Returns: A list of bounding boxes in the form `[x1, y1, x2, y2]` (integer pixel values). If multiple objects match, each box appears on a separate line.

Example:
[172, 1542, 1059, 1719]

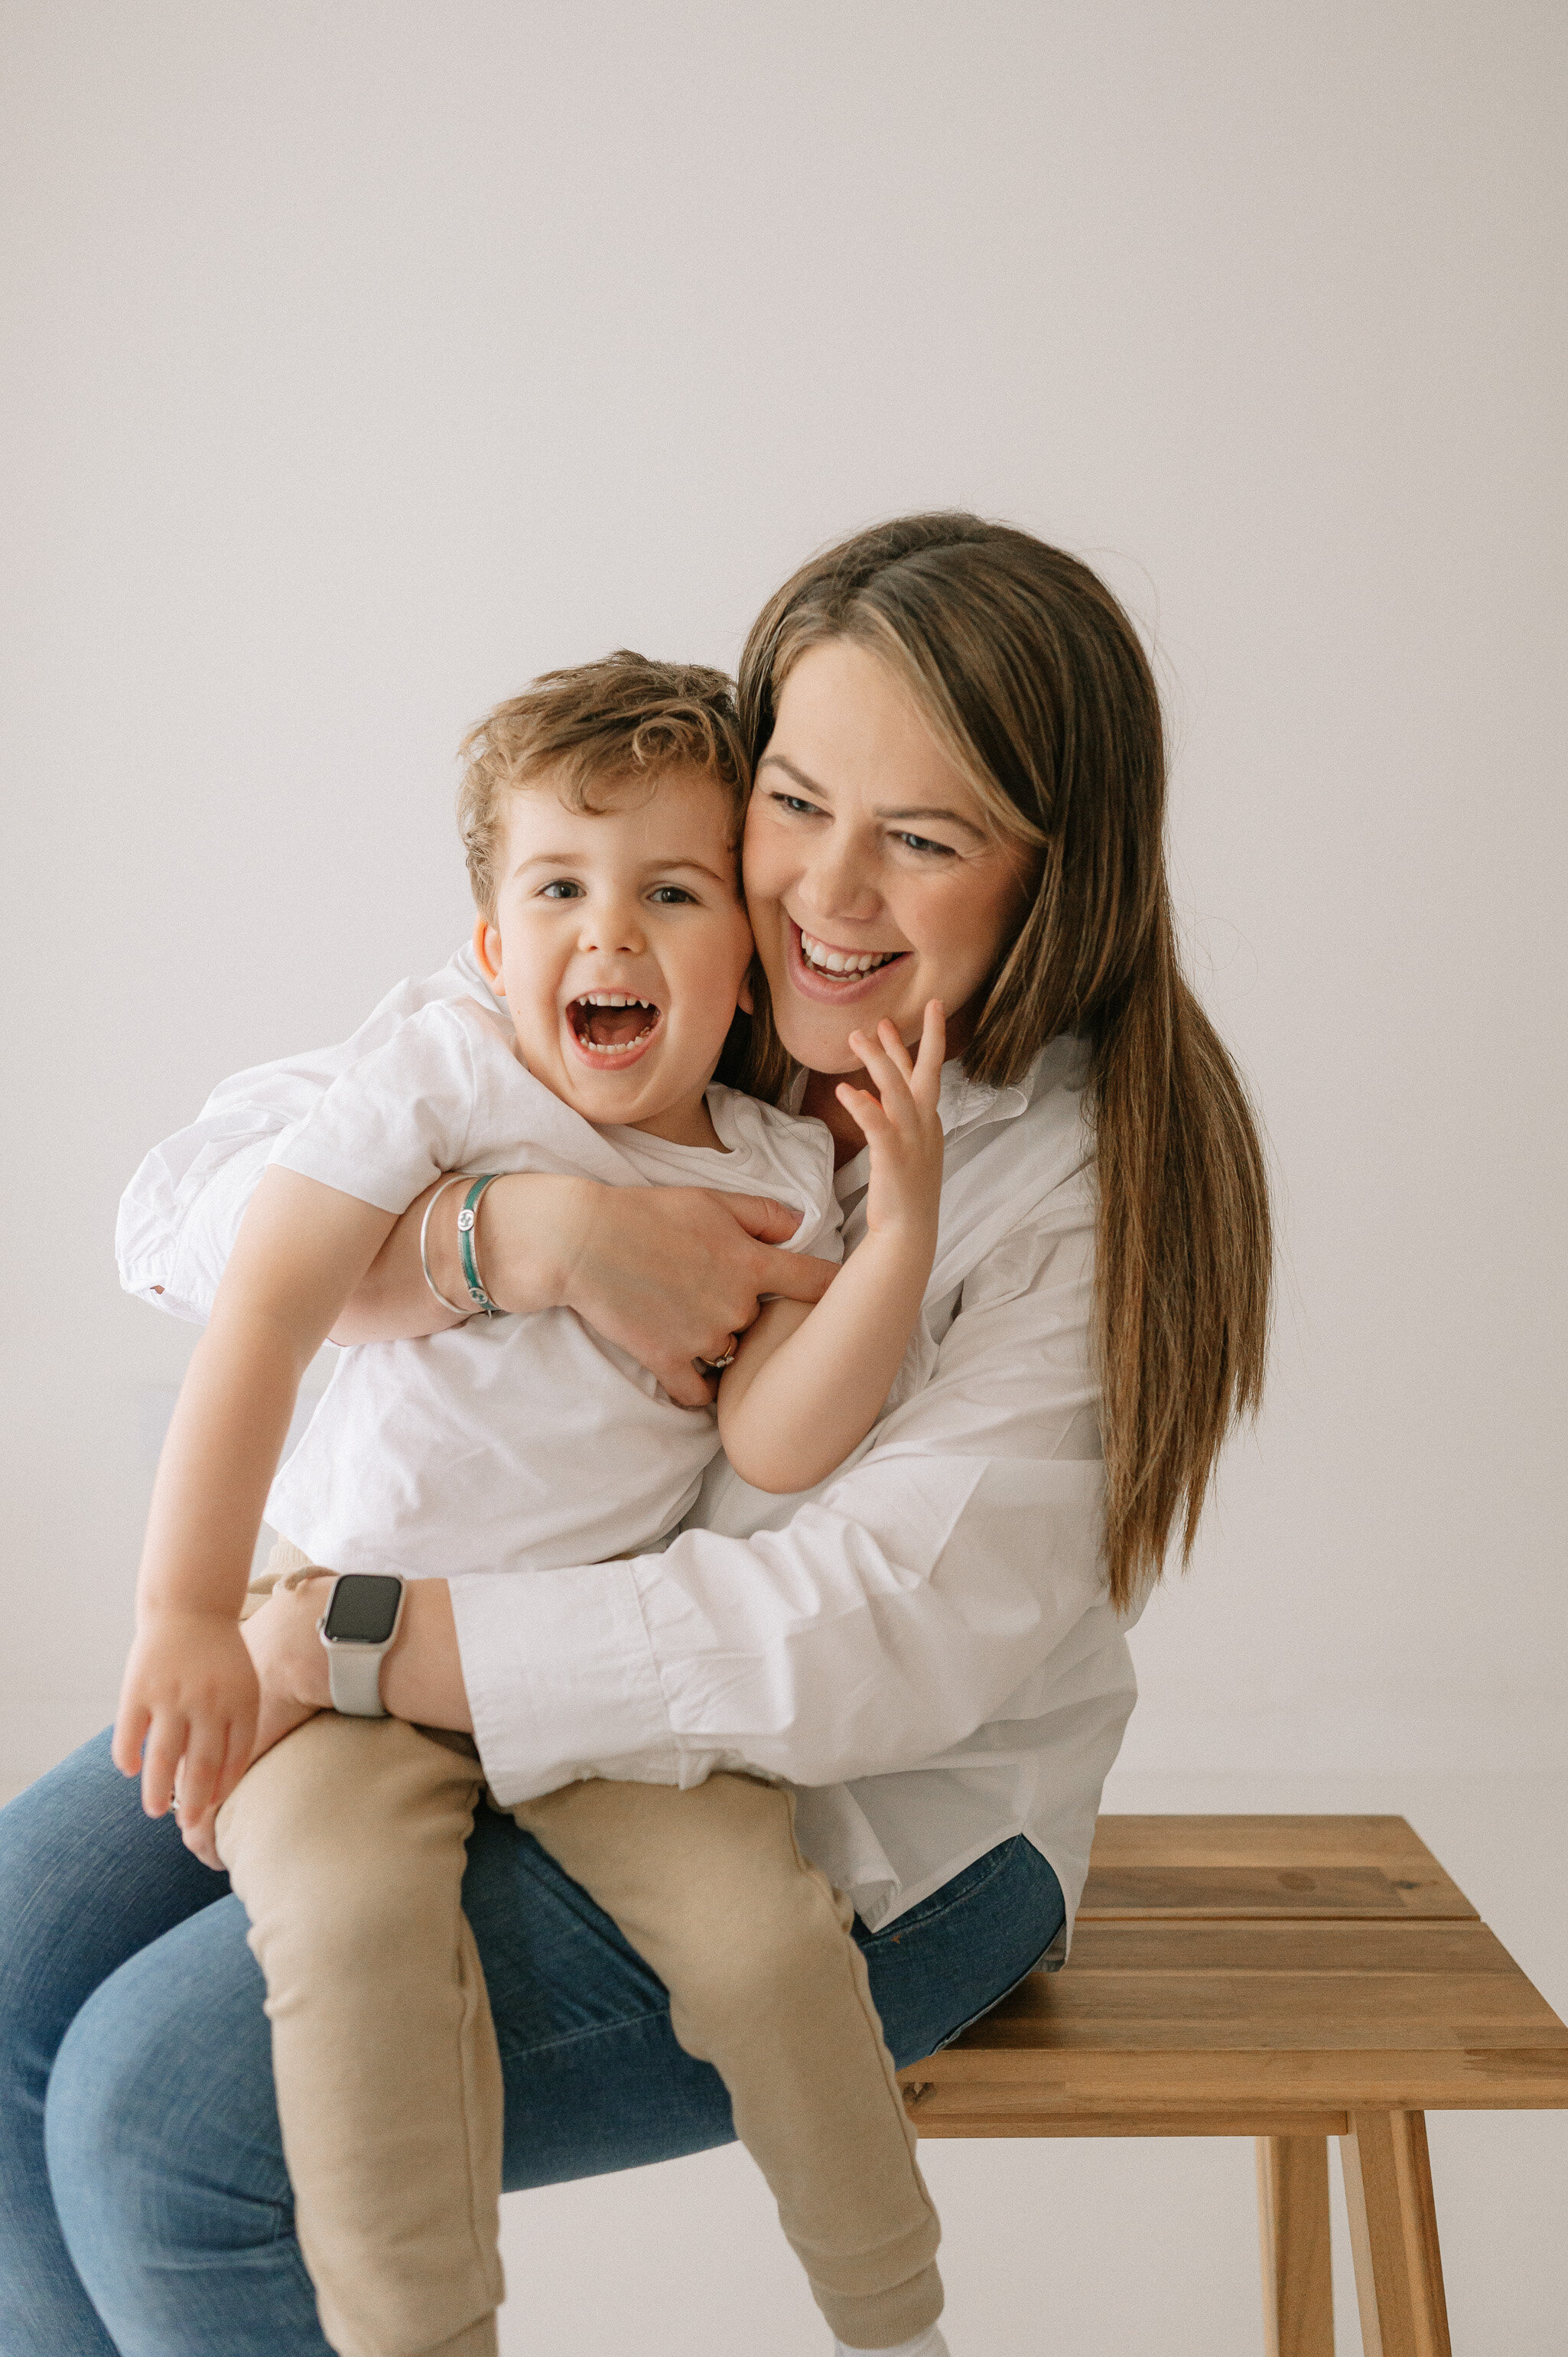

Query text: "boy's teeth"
[571, 992, 659, 1055]
[580, 1023, 656, 1053]
[799, 931, 899, 975]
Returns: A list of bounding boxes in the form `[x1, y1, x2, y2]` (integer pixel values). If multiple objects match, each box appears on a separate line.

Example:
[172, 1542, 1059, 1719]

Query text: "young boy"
[114, 653, 952, 2357]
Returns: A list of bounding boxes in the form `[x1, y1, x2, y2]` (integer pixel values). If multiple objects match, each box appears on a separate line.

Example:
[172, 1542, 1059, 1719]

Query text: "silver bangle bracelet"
[419, 1174, 478, 1319]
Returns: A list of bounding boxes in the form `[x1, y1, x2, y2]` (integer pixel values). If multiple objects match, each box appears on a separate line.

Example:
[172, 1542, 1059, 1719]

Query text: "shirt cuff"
[447, 1562, 678, 1805]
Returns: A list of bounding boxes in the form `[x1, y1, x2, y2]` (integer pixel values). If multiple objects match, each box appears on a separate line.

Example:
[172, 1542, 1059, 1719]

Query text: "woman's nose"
[795, 831, 882, 926]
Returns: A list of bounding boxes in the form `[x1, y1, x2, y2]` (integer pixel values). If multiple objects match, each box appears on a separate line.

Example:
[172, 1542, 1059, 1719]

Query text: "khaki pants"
[217, 1561, 941, 2357]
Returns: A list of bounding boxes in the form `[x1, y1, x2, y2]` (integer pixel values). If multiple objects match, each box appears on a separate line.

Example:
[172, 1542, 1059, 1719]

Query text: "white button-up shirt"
[117, 946, 1143, 1939]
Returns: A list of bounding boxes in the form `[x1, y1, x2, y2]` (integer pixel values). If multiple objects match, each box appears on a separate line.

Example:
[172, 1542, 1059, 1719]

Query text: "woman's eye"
[893, 831, 956, 858]
[540, 881, 584, 900]
[771, 793, 824, 818]
[649, 886, 695, 905]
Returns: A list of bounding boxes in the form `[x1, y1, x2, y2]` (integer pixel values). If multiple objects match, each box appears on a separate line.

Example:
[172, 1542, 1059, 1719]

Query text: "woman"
[0, 513, 1270, 2356]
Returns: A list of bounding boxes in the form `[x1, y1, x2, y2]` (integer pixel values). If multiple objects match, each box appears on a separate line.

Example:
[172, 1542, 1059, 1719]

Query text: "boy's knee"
[217, 1773, 356, 1919]
[233, 1824, 468, 1992]
[663, 1868, 854, 2040]
[220, 1717, 476, 1908]
[255, 1883, 426, 1991]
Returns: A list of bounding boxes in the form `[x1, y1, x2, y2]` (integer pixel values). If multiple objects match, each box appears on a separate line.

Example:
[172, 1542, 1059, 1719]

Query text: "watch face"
[321, 1574, 403, 1646]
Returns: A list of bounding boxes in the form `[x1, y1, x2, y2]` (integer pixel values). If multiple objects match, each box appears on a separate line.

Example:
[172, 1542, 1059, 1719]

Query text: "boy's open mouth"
[567, 992, 662, 1057]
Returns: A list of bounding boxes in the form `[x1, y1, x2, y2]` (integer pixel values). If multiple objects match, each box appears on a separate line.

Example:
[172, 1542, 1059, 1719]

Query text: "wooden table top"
[901, 1815, 1568, 2138]
[1078, 1813, 1475, 1922]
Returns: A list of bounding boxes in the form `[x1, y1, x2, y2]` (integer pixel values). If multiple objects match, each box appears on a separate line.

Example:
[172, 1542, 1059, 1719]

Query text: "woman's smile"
[786, 919, 910, 1004]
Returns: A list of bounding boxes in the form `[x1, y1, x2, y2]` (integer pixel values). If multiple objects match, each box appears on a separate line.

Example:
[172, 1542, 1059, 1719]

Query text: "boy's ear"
[737, 964, 754, 1017]
[473, 916, 507, 1000]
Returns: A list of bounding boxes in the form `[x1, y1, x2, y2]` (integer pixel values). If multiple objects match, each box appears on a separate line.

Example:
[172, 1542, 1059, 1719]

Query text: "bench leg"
[1339, 2110, 1451, 2357]
[1257, 2134, 1335, 2355]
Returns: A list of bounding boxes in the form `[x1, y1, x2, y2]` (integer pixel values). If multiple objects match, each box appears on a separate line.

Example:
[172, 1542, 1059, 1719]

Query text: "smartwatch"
[317, 1574, 407, 1717]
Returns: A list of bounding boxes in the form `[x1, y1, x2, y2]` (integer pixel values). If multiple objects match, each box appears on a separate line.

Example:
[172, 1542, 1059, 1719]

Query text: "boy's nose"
[577, 899, 646, 956]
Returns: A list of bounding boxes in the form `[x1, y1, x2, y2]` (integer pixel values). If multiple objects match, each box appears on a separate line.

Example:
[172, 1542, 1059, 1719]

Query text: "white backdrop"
[3, 5, 1564, 2352]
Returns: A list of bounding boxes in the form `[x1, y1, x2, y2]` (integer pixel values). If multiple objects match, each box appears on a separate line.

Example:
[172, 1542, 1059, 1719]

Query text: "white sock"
[833, 2329, 950, 2357]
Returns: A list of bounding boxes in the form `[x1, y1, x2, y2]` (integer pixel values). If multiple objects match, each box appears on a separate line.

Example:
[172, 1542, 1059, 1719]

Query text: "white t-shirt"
[265, 998, 843, 1581]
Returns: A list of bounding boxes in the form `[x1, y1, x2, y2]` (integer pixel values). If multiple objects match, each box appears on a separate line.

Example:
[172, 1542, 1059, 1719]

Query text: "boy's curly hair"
[457, 650, 749, 918]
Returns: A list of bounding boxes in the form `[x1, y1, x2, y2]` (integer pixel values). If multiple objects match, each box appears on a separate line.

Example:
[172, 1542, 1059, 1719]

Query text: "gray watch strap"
[326, 1645, 390, 1717]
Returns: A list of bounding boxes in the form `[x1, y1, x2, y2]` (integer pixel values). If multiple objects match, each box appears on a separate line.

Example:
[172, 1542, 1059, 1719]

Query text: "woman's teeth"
[799, 930, 902, 976]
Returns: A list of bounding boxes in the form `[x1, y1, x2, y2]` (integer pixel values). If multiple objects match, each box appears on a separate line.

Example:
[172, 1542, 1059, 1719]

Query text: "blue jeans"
[0, 1732, 1064, 2355]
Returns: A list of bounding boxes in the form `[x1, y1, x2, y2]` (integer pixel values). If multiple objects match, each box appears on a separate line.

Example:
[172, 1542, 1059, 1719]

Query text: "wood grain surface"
[1078, 1815, 1475, 1922]
[899, 1816, 1568, 2130]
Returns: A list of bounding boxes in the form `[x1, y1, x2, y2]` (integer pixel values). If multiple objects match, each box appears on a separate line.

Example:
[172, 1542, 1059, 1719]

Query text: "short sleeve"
[713, 1092, 844, 1265]
[783, 1170, 844, 1265]
[269, 1003, 482, 1213]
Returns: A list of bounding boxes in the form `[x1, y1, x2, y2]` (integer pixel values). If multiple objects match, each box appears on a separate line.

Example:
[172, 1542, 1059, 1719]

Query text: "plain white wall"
[2, 2, 1565, 2347]
[5, 0, 1563, 1780]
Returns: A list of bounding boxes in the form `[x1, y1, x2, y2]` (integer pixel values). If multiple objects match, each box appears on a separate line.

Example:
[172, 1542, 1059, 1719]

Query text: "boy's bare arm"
[113, 1167, 396, 1825]
[716, 1238, 932, 1491]
[717, 1006, 945, 1495]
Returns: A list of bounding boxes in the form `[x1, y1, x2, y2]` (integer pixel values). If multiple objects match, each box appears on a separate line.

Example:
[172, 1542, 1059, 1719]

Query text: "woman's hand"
[549, 1181, 844, 1405]
[240, 1576, 334, 1739]
[337, 1172, 838, 1408]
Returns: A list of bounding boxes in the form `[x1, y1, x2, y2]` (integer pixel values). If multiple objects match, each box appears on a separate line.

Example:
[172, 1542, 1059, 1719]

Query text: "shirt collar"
[935, 1053, 1036, 1138]
[790, 1042, 1063, 1138]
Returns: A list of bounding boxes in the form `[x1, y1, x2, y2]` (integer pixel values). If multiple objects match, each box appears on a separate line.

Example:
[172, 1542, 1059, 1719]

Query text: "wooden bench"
[898, 1815, 1568, 2355]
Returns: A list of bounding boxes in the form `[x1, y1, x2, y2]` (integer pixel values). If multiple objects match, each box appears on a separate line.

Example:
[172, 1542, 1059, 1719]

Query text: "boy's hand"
[836, 1001, 947, 1245]
[112, 1610, 260, 1826]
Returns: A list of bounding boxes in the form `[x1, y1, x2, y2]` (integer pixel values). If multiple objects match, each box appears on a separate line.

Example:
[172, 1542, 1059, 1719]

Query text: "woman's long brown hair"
[737, 514, 1272, 1610]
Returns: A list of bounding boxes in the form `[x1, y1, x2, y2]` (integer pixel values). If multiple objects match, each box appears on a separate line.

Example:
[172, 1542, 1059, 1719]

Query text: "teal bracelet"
[456, 1174, 504, 1316]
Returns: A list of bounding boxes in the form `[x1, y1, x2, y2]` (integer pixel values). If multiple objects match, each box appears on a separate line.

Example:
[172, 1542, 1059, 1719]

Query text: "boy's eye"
[649, 886, 696, 905]
[539, 881, 585, 900]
